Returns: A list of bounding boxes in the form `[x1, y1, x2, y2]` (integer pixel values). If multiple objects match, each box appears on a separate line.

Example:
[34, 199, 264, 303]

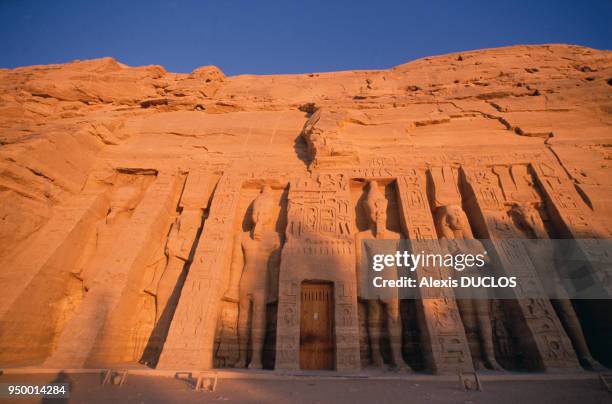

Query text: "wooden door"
[300, 282, 334, 370]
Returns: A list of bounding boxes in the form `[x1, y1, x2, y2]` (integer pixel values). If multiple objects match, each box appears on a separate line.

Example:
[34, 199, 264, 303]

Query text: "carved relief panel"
[157, 174, 242, 370]
[276, 173, 360, 371]
[428, 165, 504, 371]
[461, 165, 580, 370]
[396, 168, 474, 374]
[138, 170, 213, 366]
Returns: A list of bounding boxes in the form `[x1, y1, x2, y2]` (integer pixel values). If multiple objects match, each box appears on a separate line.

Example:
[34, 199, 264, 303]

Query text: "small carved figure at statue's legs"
[551, 299, 603, 370]
[384, 298, 411, 371]
[366, 300, 384, 367]
[474, 299, 503, 371]
[235, 296, 250, 368]
[248, 293, 266, 369]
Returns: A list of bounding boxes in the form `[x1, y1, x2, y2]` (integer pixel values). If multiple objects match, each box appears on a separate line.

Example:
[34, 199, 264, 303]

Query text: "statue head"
[251, 185, 275, 240]
[363, 180, 387, 236]
[434, 204, 467, 234]
[510, 204, 545, 238]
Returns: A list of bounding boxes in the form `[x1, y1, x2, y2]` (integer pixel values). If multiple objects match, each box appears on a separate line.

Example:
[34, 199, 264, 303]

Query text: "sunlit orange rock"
[0, 44, 610, 372]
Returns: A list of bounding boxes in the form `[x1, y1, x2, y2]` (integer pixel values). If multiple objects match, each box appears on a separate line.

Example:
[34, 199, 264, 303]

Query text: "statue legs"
[366, 300, 384, 367]
[473, 299, 503, 371]
[236, 296, 249, 368]
[249, 294, 266, 369]
[236, 291, 266, 369]
[458, 299, 503, 370]
[551, 298, 602, 370]
[367, 299, 410, 370]
[384, 298, 411, 371]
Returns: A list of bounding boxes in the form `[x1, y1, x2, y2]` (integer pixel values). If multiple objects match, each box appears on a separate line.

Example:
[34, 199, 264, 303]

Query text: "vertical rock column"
[44, 171, 182, 368]
[462, 165, 580, 370]
[157, 174, 242, 370]
[395, 169, 474, 374]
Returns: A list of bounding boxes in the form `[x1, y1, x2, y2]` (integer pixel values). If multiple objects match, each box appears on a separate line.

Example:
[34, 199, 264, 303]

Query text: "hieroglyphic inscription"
[157, 174, 241, 369]
[276, 173, 360, 370]
[140, 170, 211, 364]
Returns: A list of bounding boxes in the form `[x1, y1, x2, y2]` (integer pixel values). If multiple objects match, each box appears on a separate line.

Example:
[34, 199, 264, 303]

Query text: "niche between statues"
[351, 178, 423, 371]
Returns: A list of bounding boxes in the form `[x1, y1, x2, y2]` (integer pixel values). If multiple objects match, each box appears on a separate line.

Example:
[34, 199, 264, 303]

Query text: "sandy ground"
[0, 372, 610, 404]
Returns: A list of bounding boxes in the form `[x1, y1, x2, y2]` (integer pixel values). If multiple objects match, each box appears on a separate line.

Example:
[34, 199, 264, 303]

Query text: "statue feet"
[485, 357, 504, 371]
[579, 356, 605, 371]
[248, 360, 263, 369]
[391, 359, 412, 372]
[234, 358, 247, 368]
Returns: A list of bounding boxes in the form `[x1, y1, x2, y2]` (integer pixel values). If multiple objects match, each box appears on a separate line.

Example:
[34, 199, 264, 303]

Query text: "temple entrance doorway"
[299, 281, 334, 370]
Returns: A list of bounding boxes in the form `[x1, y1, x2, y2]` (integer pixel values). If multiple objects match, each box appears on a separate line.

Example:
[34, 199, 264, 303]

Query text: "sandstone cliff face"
[0, 45, 610, 370]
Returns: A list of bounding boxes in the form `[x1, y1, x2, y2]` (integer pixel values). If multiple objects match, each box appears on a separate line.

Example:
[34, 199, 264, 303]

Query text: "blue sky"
[1, 1, 610, 76]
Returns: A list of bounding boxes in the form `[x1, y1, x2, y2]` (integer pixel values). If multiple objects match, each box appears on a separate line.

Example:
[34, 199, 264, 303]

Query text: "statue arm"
[355, 232, 364, 298]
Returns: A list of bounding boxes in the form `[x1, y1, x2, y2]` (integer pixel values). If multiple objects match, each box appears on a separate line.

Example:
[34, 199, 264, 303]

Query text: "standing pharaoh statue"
[224, 186, 281, 368]
[356, 180, 411, 370]
[510, 204, 602, 370]
[434, 204, 503, 371]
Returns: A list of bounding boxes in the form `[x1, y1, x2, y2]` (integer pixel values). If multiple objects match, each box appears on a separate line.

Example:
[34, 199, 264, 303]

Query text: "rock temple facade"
[0, 45, 610, 373]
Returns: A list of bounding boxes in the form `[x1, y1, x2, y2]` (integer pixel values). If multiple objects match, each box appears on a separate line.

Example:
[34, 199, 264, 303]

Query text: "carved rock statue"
[224, 185, 281, 368]
[510, 204, 603, 370]
[434, 204, 503, 371]
[136, 209, 202, 365]
[72, 181, 142, 290]
[146, 210, 201, 322]
[356, 180, 411, 371]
